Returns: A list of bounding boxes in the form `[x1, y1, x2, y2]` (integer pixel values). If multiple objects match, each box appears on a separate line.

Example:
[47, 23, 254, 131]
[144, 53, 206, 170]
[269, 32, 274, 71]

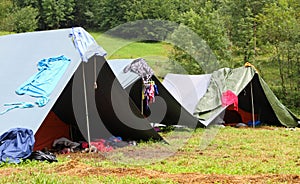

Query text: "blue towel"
[15, 55, 71, 107]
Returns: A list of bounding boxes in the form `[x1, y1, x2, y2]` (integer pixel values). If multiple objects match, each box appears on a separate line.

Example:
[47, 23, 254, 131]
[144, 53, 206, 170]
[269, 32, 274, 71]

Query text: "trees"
[39, 0, 75, 29]
[257, 0, 300, 112]
[170, 1, 231, 74]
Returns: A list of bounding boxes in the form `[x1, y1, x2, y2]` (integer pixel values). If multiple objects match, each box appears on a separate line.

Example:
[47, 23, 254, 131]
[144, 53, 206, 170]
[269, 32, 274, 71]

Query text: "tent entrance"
[34, 111, 70, 151]
[223, 105, 258, 126]
[34, 110, 85, 151]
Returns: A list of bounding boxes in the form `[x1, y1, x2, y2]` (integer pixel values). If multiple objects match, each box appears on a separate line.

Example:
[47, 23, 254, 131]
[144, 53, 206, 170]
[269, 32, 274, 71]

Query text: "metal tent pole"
[93, 57, 97, 89]
[82, 63, 91, 152]
[250, 81, 255, 128]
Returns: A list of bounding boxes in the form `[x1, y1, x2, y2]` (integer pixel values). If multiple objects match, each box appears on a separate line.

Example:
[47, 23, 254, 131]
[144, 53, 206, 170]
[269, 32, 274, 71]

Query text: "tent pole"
[250, 81, 255, 128]
[141, 81, 144, 115]
[94, 57, 97, 89]
[82, 63, 91, 152]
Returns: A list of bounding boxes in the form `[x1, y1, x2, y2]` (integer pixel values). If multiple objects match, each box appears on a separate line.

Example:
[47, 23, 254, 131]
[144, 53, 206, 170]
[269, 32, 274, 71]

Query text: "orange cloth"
[34, 111, 70, 151]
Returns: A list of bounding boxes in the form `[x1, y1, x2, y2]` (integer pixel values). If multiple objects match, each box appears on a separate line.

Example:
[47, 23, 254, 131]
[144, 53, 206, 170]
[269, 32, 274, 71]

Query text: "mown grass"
[0, 127, 299, 183]
[91, 32, 174, 77]
[0, 31, 14, 36]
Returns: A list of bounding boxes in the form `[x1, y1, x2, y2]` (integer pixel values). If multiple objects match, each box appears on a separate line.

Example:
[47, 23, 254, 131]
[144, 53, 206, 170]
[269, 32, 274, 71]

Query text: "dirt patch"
[49, 158, 300, 183]
[0, 155, 299, 183]
[0, 168, 22, 177]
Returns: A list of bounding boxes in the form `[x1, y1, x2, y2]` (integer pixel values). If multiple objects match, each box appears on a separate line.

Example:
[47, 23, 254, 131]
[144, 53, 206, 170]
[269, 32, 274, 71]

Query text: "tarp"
[0, 28, 163, 150]
[193, 65, 299, 127]
[107, 59, 199, 128]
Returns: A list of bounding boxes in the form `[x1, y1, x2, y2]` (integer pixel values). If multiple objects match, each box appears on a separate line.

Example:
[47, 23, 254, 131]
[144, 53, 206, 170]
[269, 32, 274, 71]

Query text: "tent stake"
[82, 63, 91, 153]
[250, 81, 255, 128]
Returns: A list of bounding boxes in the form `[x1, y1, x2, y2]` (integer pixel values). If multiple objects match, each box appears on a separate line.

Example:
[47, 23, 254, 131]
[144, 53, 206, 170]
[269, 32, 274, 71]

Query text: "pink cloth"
[221, 90, 238, 111]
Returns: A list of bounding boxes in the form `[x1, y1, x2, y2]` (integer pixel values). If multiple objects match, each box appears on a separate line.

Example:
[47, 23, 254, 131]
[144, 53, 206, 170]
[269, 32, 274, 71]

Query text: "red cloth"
[90, 139, 114, 152]
[34, 111, 70, 151]
[221, 90, 238, 111]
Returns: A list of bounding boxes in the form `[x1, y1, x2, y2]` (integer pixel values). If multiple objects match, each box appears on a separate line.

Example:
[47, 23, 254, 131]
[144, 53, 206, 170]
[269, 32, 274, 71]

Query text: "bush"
[0, 6, 38, 33]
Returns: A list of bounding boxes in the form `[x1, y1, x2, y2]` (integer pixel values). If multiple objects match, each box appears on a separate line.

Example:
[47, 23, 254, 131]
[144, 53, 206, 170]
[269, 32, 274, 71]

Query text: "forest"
[0, 0, 299, 114]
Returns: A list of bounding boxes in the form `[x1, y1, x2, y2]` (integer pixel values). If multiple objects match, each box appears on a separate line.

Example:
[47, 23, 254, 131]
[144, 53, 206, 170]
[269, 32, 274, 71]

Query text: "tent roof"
[0, 28, 86, 134]
[162, 73, 211, 114]
[192, 66, 299, 127]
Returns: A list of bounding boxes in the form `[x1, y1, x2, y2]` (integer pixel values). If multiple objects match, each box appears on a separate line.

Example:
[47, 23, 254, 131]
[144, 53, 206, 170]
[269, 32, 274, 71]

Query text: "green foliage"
[170, 1, 231, 74]
[94, 0, 131, 31]
[256, 0, 300, 107]
[37, 0, 74, 29]
[125, 0, 179, 21]
[10, 6, 38, 33]
[0, 1, 38, 32]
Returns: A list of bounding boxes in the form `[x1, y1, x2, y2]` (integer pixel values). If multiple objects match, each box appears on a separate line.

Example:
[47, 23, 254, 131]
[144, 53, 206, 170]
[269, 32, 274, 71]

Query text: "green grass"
[0, 31, 14, 36]
[0, 127, 299, 183]
[90, 32, 172, 59]
[91, 32, 174, 77]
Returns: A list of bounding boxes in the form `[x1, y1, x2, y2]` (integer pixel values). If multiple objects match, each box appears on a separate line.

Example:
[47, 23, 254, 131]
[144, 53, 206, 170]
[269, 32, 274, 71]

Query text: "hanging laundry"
[123, 58, 154, 83]
[69, 27, 106, 62]
[143, 80, 159, 110]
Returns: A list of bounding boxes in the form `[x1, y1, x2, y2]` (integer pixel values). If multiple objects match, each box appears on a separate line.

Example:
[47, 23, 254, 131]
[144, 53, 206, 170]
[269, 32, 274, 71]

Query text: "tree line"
[0, 0, 299, 114]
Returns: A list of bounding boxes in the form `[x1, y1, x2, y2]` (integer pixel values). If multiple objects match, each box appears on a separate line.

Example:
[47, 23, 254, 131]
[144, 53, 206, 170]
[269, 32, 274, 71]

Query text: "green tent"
[193, 65, 299, 127]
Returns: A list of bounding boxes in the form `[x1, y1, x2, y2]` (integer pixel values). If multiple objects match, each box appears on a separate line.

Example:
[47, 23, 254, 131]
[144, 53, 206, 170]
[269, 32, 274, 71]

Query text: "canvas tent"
[107, 59, 199, 128]
[0, 28, 162, 151]
[163, 65, 300, 127]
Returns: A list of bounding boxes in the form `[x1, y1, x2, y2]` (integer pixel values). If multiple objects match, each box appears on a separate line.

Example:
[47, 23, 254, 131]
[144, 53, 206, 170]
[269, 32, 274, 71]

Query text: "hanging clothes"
[69, 27, 107, 62]
[143, 80, 159, 110]
[123, 58, 154, 83]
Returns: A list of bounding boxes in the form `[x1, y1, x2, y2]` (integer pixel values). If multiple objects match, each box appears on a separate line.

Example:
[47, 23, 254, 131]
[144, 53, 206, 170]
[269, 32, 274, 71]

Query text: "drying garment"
[143, 81, 159, 110]
[0, 128, 35, 163]
[221, 90, 238, 111]
[123, 58, 154, 82]
[15, 55, 71, 107]
[0, 102, 34, 115]
[69, 27, 107, 62]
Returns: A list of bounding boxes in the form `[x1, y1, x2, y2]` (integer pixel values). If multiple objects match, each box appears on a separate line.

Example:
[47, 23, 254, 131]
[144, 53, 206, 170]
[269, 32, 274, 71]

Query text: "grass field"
[0, 127, 299, 183]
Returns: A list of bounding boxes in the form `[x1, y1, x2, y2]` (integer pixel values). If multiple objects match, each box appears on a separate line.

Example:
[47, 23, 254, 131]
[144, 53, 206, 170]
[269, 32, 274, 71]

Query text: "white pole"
[82, 63, 91, 152]
[250, 81, 255, 128]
